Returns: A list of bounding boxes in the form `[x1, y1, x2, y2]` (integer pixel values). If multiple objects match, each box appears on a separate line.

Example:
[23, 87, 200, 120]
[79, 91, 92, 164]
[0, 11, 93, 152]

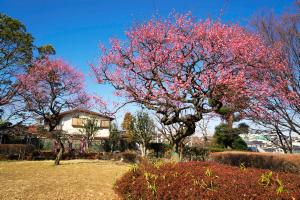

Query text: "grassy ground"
[0, 160, 129, 200]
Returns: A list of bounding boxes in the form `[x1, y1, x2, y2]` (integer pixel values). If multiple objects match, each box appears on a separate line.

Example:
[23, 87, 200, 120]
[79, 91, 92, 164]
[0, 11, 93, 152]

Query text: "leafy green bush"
[183, 146, 209, 161]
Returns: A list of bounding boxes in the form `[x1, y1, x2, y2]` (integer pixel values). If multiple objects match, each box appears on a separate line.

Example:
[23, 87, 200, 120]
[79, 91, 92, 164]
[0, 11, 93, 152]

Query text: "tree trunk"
[227, 114, 234, 128]
[288, 131, 293, 154]
[179, 143, 184, 161]
[140, 144, 146, 157]
[86, 139, 91, 153]
[54, 138, 64, 165]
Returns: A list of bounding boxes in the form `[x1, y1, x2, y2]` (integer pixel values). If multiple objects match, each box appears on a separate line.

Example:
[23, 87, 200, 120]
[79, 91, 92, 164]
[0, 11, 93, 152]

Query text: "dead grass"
[0, 159, 129, 200]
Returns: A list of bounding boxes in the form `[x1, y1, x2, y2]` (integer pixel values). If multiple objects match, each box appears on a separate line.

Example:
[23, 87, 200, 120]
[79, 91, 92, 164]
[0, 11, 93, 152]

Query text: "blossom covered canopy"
[92, 14, 288, 129]
[19, 58, 88, 124]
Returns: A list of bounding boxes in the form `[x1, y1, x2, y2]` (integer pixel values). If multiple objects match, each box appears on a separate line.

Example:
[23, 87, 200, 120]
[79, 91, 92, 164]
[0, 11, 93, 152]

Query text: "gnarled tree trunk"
[170, 122, 196, 161]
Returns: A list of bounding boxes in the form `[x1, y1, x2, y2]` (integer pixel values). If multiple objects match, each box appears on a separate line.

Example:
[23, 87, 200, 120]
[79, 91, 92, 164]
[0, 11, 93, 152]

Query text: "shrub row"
[114, 160, 300, 200]
[114, 162, 300, 200]
[82, 151, 139, 163]
[182, 146, 236, 161]
[0, 148, 139, 163]
[0, 144, 35, 159]
[64, 150, 139, 163]
[183, 146, 210, 161]
[209, 151, 300, 173]
[0, 144, 35, 154]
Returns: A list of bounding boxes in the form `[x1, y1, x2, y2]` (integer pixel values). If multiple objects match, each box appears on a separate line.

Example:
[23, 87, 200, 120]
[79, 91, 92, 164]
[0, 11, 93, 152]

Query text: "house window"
[72, 118, 86, 127]
[100, 120, 110, 128]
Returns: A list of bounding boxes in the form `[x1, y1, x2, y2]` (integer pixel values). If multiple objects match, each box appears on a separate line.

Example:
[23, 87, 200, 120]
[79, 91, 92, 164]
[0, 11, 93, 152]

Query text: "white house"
[37, 109, 114, 139]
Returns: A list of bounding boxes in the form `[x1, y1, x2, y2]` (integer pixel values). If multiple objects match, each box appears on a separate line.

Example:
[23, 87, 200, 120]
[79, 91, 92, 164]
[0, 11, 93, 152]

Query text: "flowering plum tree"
[92, 14, 288, 154]
[18, 58, 88, 165]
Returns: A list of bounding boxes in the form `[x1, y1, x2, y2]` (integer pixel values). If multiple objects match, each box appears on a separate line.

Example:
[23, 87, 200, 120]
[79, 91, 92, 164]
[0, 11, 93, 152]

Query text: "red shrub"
[114, 161, 300, 200]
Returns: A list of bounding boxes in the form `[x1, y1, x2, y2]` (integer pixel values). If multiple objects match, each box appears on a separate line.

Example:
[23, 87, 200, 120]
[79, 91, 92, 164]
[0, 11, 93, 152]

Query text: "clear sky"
[0, 0, 294, 130]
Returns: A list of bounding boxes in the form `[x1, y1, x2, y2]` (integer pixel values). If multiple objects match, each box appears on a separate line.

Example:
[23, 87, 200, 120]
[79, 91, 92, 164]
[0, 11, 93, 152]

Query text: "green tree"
[133, 111, 155, 157]
[37, 44, 56, 59]
[0, 14, 34, 122]
[209, 94, 249, 151]
[109, 122, 120, 152]
[212, 123, 248, 150]
[121, 112, 134, 142]
[80, 117, 100, 148]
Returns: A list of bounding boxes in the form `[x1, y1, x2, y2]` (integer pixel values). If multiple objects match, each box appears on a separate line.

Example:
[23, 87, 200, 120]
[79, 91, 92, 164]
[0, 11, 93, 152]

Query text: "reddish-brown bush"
[114, 161, 300, 200]
[210, 151, 300, 173]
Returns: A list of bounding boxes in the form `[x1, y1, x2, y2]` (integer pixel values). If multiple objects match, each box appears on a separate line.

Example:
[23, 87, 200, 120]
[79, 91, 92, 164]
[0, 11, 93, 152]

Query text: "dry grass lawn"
[0, 160, 130, 200]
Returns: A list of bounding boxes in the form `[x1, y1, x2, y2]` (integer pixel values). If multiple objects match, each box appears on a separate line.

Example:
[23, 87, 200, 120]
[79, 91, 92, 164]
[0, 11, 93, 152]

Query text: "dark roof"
[59, 109, 114, 120]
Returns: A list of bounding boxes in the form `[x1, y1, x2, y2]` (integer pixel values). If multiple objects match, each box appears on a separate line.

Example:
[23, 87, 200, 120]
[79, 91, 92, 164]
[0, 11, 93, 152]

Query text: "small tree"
[133, 111, 155, 157]
[121, 112, 134, 144]
[18, 57, 88, 165]
[109, 122, 120, 152]
[80, 117, 100, 149]
[212, 123, 248, 150]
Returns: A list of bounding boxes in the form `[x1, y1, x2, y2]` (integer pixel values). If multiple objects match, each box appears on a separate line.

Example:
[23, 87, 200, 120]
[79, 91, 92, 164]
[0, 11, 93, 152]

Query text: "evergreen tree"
[109, 122, 120, 152]
[213, 123, 248, 150]
[121, 112, 134, 142]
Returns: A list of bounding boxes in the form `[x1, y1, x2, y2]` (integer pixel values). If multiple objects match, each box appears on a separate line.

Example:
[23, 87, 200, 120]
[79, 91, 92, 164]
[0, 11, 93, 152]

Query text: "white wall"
[59, 112, 110, 138]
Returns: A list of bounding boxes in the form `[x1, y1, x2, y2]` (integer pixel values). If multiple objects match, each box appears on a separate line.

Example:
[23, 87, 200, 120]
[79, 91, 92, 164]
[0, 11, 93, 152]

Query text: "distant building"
[186, 136, 212, 147]
[240, 132, 300, 154]
[37, 109, 114, 140]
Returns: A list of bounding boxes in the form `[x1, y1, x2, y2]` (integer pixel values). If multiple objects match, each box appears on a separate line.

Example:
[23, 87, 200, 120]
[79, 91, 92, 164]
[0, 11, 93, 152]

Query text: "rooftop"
[59, 109, 114, 120]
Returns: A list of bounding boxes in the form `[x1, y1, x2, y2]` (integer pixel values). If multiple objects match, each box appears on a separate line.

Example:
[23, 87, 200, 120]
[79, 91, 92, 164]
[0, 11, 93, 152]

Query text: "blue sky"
[0, 0, 294, 129]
